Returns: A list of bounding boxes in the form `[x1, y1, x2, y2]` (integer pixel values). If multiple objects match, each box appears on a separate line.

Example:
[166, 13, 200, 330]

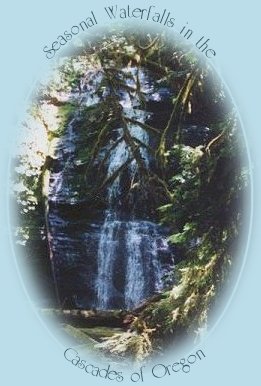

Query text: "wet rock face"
[48, 207, 101, 309]
[47, 67, 179, 311]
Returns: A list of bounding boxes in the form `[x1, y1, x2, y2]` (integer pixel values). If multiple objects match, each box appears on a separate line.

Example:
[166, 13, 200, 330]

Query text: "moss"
[81, 326, 124, 342]
[75, 148, 91, 165]
[48, 102, 77, 140]
[63, 324, 96, 345]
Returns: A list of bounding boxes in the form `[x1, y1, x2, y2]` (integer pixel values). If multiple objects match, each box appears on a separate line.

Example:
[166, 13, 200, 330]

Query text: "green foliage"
[121, 113, 249, 359]
[57, 103, 76, 132]
[168, 222, 197, 244]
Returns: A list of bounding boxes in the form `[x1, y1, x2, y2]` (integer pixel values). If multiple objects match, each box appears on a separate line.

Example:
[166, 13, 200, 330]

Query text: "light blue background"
[1, 0, 260, 384]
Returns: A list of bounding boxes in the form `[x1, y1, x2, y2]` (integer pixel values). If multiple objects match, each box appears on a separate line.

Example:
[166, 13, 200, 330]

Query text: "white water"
[124, 221, 164, 309]
[47, 66, 172, 310]
[96, 212, 121, 309]
[96, 72, 170, 310]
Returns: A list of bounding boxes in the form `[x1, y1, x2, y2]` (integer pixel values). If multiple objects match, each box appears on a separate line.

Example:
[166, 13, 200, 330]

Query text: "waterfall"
[124, 221, 164, 309]
[96, 73, 170, 310]
[47, 66, 174, 310]
[96, 212, 121, 309]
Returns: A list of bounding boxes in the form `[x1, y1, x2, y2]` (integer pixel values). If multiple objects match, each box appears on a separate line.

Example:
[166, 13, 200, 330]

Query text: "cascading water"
[95, 74, 170, 310]
[124, 221, 166, 309]
[47, 66, 174, 310]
